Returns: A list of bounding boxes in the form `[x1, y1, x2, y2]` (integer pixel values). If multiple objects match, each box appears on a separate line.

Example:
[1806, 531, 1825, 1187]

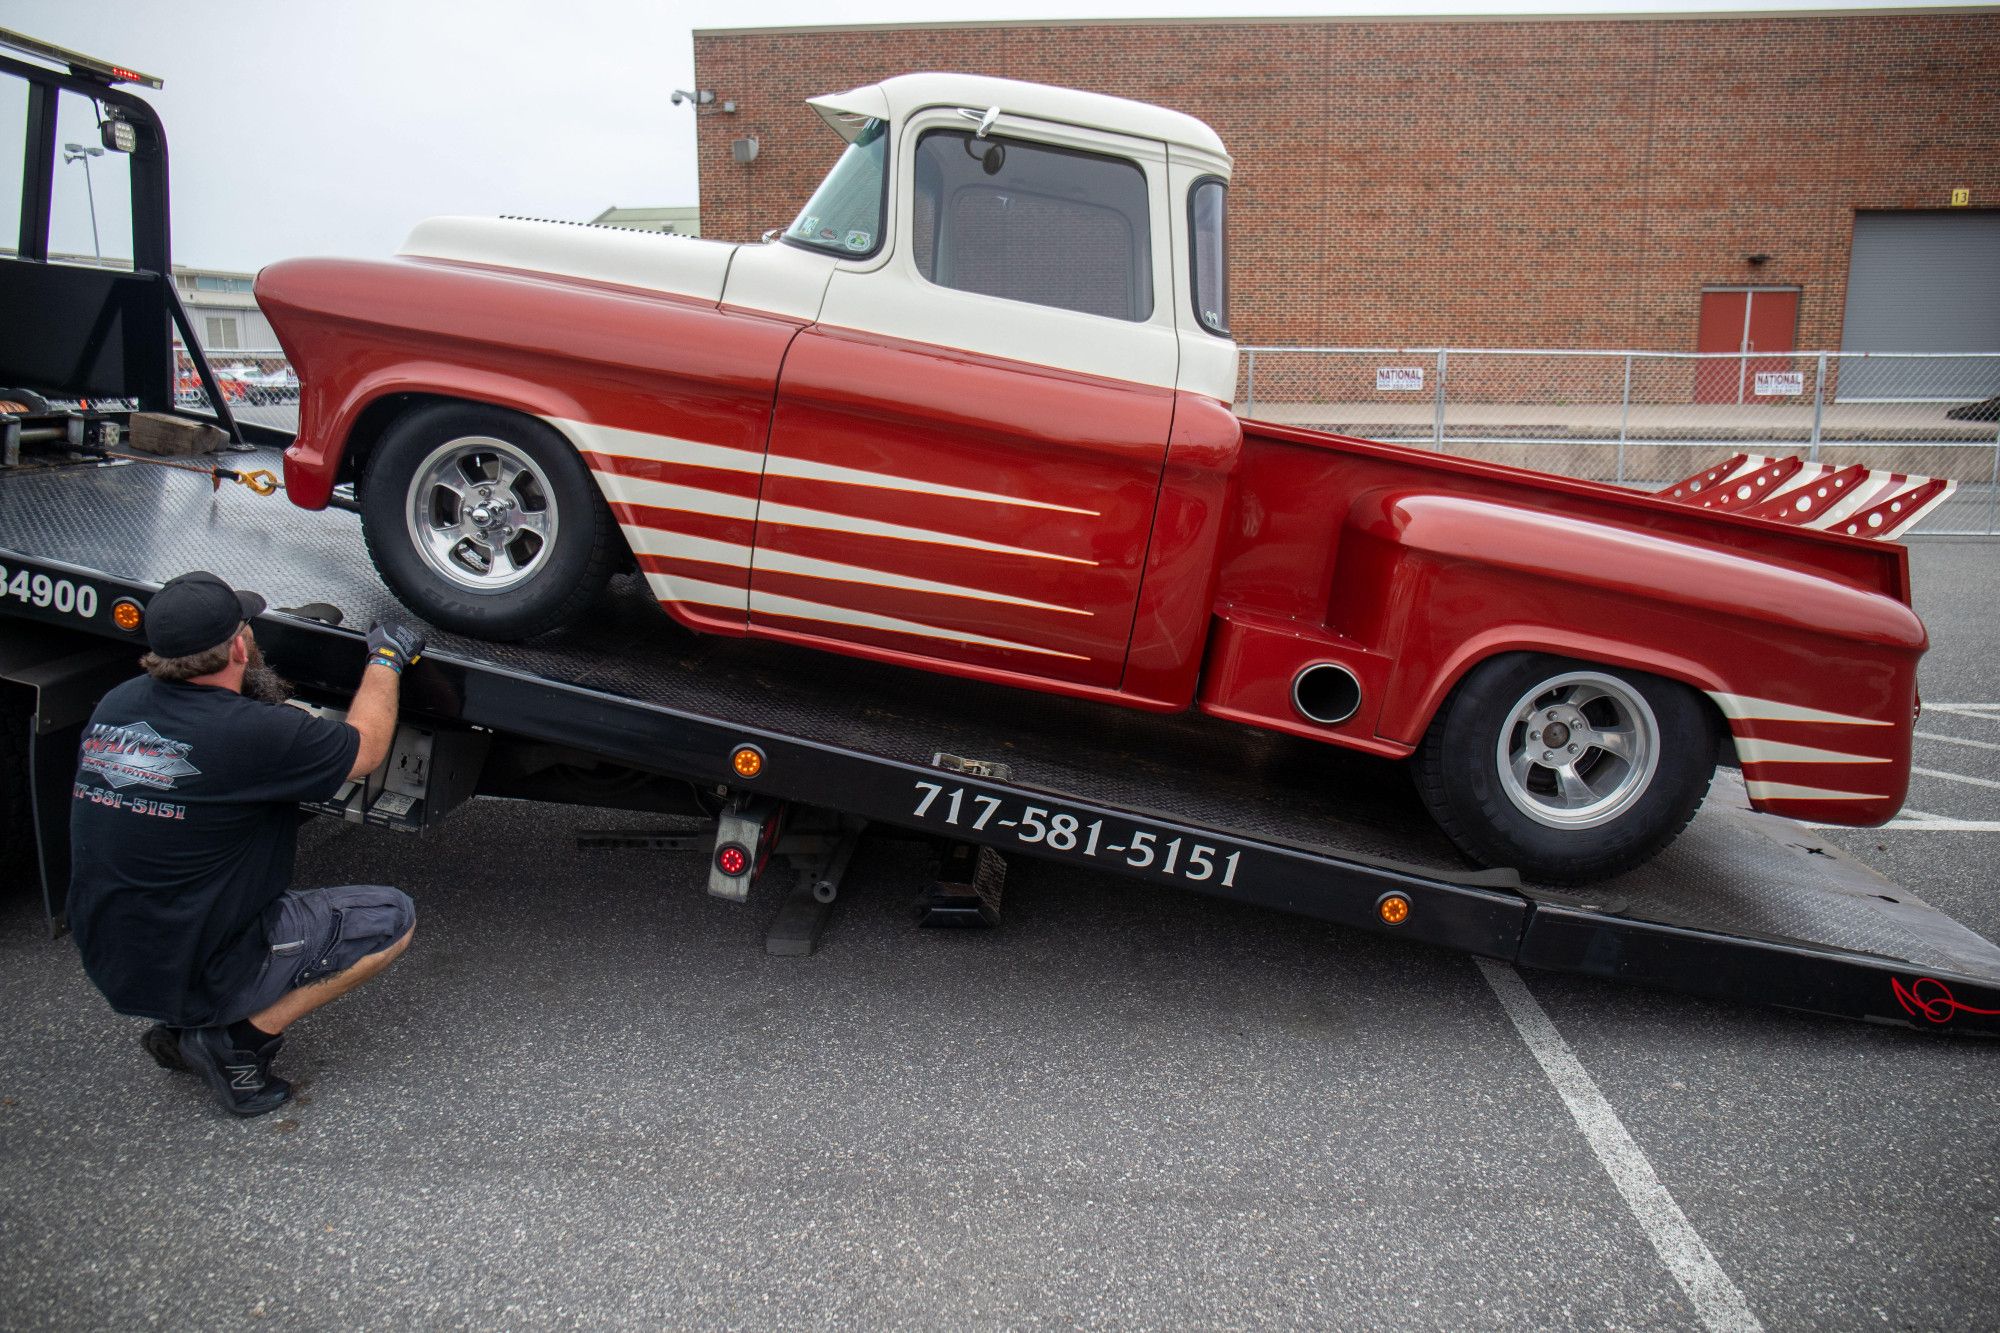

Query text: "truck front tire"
[359, 403, 618, 641]
[1415, 653, 1716, 885]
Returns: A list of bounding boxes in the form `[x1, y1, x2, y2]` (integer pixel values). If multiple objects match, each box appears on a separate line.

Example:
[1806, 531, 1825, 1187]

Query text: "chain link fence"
[172, 347, 298, 408]
[1241, 348, 2000, 535]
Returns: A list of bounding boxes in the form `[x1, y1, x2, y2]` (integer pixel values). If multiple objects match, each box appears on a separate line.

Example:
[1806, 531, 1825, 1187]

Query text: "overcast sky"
[5, 1, 1945, 272]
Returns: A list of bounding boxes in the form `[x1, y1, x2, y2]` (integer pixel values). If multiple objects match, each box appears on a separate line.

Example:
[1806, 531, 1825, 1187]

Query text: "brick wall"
[693, 14, 2000, 351]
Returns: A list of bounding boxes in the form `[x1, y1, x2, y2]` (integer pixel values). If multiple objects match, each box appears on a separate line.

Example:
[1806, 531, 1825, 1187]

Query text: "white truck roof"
[807, 72, 1231, 165]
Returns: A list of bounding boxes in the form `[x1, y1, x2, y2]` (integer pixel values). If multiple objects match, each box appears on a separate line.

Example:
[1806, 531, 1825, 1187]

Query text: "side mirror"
[961, 136, 1006, 176]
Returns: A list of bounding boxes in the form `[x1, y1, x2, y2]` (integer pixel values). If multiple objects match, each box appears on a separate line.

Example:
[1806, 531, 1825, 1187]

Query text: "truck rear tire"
[1415, 653, 1715, 885]
[359, 402, 618, 640]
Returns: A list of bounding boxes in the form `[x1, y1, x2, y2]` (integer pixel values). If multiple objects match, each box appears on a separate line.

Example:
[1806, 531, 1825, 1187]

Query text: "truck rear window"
[1190, 178, 1228, 337]
[912, 128, 1152, 323]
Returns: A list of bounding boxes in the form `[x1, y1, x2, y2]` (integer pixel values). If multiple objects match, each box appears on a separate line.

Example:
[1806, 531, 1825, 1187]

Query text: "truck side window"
[1189, 178, 1228, 337]
[912, 128, 1152, 322]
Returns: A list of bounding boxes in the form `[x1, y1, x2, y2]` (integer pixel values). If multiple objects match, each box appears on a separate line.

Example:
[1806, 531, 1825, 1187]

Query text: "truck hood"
[397, 215, 738, 303]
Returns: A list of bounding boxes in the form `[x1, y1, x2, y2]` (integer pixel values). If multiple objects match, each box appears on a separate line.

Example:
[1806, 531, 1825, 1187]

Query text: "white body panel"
[719, 240, 836, 321]
[399, 215, 737, 302]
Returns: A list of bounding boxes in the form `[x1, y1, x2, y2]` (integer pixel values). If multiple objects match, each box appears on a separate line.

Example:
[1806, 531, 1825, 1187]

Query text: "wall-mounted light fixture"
[1745, 252, 1772, 266]
[732, 136, 759, 164]
[671, 88, 737, 113]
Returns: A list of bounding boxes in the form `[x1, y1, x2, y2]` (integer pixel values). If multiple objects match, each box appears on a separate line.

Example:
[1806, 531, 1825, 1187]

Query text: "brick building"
[690, 11, 2000, 367]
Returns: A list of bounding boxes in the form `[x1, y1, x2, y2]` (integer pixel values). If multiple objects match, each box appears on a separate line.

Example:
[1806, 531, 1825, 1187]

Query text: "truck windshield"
[782, 117, 888, 258]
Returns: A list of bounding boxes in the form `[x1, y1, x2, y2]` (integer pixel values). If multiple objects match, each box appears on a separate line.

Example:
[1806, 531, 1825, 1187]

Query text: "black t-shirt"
[67, 675, 360, 1026]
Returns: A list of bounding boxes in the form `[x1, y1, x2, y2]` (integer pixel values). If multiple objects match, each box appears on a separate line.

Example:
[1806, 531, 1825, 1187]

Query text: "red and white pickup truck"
[257, 73, 1943, 883]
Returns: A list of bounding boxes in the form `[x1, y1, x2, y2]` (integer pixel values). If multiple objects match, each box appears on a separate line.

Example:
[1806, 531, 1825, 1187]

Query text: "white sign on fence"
[1753, 371, 1804, 397]
[1376, 367, 1426, 392]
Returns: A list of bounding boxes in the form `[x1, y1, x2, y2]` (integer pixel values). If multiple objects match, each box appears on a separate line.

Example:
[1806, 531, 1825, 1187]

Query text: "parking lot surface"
[3, 542, 1996, 1330]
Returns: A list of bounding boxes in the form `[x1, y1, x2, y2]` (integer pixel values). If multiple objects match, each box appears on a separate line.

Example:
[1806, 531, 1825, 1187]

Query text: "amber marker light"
[731, 744, 766, 779]
[1377, 893, 1412, 927]
[111, 598, 144, 632]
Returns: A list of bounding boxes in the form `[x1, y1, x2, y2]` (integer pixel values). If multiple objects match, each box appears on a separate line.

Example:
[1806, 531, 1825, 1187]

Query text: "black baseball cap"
[145, 571, 267, 656]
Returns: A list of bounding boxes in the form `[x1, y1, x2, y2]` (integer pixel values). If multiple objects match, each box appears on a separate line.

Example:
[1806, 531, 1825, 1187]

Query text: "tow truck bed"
[4, 448, 1998, 1034]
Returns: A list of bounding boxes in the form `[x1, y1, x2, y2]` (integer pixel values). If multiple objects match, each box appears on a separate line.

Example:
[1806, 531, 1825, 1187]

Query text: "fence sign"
[1753, 371, 1804, 397]
[1376, 367, 1425, 392]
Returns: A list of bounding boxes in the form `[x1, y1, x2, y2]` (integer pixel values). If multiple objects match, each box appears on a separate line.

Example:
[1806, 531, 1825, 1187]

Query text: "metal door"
[751, 112, 1179, 691]
[1696, 287, 1799, 404]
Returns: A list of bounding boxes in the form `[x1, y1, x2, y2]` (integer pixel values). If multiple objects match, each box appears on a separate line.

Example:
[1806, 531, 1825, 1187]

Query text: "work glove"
[365, 619, 426, 675]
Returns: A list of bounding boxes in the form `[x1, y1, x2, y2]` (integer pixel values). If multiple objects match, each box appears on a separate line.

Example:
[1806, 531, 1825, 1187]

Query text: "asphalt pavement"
[2, 542, 1996, 1331]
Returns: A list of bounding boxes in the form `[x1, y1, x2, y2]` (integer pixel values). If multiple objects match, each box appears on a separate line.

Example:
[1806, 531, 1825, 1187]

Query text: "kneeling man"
[67, 571, 426, 1116]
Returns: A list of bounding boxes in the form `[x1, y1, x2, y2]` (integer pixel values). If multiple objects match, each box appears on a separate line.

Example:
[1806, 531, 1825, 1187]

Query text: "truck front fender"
[282, 365, 598, 510]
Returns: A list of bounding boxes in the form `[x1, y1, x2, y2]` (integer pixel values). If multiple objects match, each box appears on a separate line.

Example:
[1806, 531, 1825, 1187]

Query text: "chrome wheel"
[405, 435, 559, 593]
[1495, 670, 1660, 830]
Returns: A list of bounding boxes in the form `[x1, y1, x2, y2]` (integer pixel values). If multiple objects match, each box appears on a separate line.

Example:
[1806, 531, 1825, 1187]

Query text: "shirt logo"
[79, 720, 201, 791]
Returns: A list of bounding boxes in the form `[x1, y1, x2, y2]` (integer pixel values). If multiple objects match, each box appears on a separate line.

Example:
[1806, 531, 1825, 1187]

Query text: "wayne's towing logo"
[79, 721, 200, 791]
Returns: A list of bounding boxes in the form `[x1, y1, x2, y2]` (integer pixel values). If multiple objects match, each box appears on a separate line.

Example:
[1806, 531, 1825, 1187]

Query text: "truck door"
[755, 113, 1178, 691]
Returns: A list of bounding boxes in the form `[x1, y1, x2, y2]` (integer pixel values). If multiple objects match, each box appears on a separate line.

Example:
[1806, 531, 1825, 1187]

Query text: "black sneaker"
[177, 1026, 291, 1118]
[141, 1023, 189, 1073]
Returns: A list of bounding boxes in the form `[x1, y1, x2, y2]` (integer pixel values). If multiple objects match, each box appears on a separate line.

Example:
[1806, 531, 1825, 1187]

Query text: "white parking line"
[1478, 960, 1763, 1333]
[1922, 704, 2000, 722]
[1916, 731, 2000, 754]
[1910, 765, 2000, 792]
[1806, 808, 2000, 832]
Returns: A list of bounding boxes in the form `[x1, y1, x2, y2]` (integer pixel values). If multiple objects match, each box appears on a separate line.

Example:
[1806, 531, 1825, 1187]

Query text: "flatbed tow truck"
[3, 32, 1998, 1036]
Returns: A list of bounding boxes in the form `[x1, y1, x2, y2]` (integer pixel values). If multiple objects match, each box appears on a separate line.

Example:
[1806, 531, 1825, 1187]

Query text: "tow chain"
[85, 448, 282, 496]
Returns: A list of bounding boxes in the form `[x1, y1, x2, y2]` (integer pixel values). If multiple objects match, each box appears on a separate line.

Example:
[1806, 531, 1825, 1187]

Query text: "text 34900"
[0, 563, 100, 619]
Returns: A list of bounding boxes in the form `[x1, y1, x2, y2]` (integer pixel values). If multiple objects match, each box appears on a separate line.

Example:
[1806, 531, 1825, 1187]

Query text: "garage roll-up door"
[1838, 211, 2000, 402]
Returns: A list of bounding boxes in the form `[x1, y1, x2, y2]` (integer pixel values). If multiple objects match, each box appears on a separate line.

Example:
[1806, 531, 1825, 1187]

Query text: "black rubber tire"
[1414, 652, 1717, 885]
[359, 402, 619, 641]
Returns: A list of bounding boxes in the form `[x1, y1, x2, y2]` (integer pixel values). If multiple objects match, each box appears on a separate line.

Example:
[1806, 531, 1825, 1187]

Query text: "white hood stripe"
[639, 572, 1092, 658]
[1707, 692, 1891, 727]
[590, 470, 759, 522]
[756, 500, 1095, 565]
[747, 586, 1088, 660]
[625, 528, 1090, 616]
[1734, 738, 1889, 765]
[551, 416, 1095, 514]
[1744, 780, 1885, 802]
[639, 572, 748, 612]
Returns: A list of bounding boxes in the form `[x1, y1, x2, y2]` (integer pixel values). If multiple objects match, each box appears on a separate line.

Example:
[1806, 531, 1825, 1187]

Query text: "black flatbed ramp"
[4, 449, 1998, 1034]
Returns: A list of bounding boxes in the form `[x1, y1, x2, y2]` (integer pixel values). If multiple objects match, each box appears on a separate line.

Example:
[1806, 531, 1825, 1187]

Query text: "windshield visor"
[783, 117, 888, 257]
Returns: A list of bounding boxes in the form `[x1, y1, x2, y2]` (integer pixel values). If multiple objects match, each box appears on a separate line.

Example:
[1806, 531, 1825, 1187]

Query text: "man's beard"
[242, 637, 293, 705]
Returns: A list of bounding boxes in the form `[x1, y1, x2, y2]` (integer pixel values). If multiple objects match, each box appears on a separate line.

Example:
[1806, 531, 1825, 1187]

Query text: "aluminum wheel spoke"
[428, 478, 468, 514]
[1511, 749, 1536, 786]
[1592, 726, 1637, 760]
[1555, 766, 1597, 807]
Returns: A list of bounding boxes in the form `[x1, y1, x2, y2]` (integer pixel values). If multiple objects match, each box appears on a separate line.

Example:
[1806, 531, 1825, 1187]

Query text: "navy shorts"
[216, 885, 415, 1024]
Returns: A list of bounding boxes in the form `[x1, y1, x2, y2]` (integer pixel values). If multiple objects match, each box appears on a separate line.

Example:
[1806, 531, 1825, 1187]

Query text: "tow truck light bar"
[0, 28, 164, 89]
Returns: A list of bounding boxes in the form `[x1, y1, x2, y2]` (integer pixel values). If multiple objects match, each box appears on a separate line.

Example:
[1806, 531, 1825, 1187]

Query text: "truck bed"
[4, 449, 1998, 1017]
